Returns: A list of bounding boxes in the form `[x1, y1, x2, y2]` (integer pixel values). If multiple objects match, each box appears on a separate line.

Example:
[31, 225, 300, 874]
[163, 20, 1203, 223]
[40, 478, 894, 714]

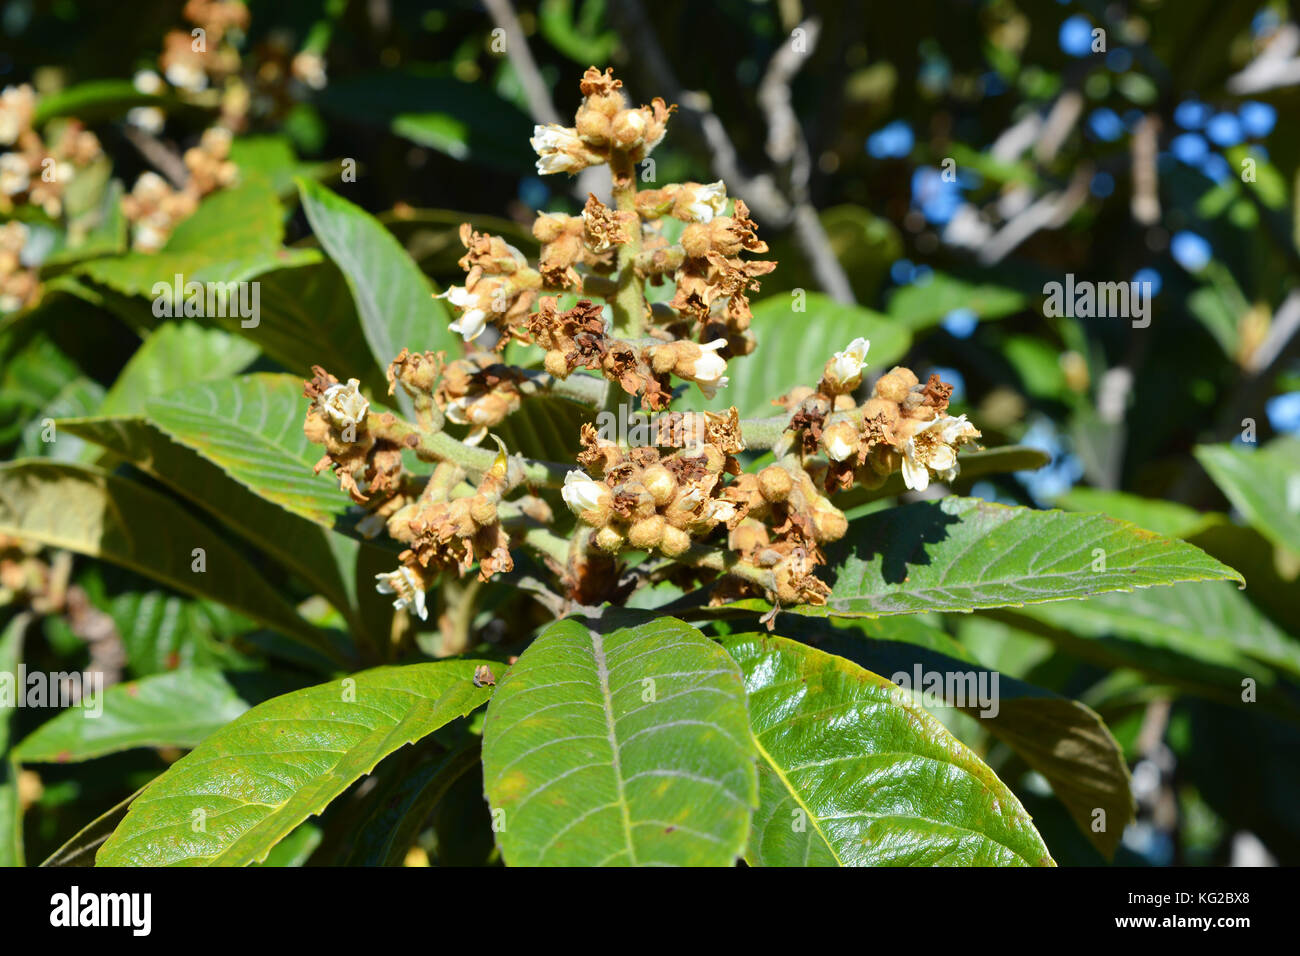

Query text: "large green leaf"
[689, 293, 911, 418]
[1008, 581, 1300, 681]
[97, 660, 493, 865]
[297, 178, 458, 392]
[13, 669, 249, 763]
[0, 460, 338, 663]
[721, 498, 1243, 618]
[144, 374, 352, 526]
[99, 321, 259, 417]
[236, 260, 387, 393]
[481, 616, 757, 866]
[59, 415, 387, 648]
[724, 633, 1053, 866]
[808, 616, 1133, 859]
[1195, 439, 1300, 559]
[78, 181, 317, 297]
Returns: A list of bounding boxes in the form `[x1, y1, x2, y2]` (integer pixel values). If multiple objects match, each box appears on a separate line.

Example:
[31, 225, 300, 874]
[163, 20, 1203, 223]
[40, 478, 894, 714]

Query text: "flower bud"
[562, 469, 611, 521]
[680, 222, 710, 259]
[544, 349, 570, 378]
[659, 525, 691, 557]
[758, 465, 793, 502]
[823, 337, 870, 393]
[821, 421, 860, 462]
[469, 494, 498, 527]
[861, 397, 900, 426]
[594, 525, 625, 553]
[812, 505, 848, 543]
[874, 367, 919, 403]
[673, 181, 727, 223]
[575, 108, 611, 146]
[611, 108, 647, 149]
[627, 514, 666, 549]
[641, 464, 677, 506]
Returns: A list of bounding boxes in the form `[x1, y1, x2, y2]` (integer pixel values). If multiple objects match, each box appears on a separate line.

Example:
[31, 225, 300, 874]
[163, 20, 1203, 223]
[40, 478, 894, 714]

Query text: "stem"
[368, 413, 570, 489]
[520, 526, 573, 566]
[608, 149, 645, 337]
[518, 369, 609, 407]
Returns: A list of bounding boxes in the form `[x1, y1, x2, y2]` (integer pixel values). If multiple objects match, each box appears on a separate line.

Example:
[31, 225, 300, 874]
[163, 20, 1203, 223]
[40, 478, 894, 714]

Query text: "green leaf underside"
[97, 661, 493, 866]
[724, 634, 1054, 866]
[481, 616, 757, 866]
[722, 498, 1243, 618]
[1195, 440, 1300, 559]
[13, 669, 249, 763]
[145, 373, 351, 525]
[58, 415, 365, 627]
[0, 461, 333, 658]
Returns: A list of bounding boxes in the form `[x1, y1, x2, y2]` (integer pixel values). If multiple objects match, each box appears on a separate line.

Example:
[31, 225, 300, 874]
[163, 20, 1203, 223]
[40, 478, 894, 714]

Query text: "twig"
[121, 126, 189, 190]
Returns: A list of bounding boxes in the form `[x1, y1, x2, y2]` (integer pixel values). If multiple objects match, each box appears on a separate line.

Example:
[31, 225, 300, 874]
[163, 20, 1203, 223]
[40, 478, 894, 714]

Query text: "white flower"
[825, 430, 857, 462]
[375, 567, 427, 621]
[826, 337, 870, 388]
[900, 415, 977, 491]
[165, 60, 208, 93]
[683, 181, 727, 222]
[0, 85, 34, 146]
[321, 378, 370, 430]
[705, 499, 737, 523]
[132, 221, 169, 253]
[530, 124, 586, 175]
[0, 153, 29, 197]
[126, 106, 166, 135]
[439, 286, 489, 342]
[681, 339, 730, 398]
[132, 70, 164, 95]
[561, 469, 610, 515]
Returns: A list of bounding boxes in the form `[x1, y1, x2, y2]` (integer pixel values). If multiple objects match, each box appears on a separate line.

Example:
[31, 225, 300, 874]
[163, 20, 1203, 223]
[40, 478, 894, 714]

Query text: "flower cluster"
[0, 222, 37, 315]
[0, 85, 104, 219]
[531, 68, 672, 177]
[121, 126, 238, 251]
[300, 66, 985, 626]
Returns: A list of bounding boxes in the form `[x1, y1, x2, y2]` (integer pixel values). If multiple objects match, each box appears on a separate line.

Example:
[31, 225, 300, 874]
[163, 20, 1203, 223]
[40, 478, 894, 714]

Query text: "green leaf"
[59, 415, 384, 646]
[97, 660, 493, 865]
[99, 321, 259, 417]
[887, 274, 1026, 331]
[297, 178, 458, 393]
[237, 260, 387, 393]
[104, 589, 252, 677]
[691, 293, 911, 418]
[78, 180, 318, 298]
[1008, 581, 1300, 681]
[13, 669, 249, 763]
[724, 633, 1053, 866]
[19, 376, 104, 460]
[1195, 439, 1300, 560]
[0, 460, 339, 664]
[33, 80, 169, 124]
[144, 373, 352, 526]
[1054, 487, 1223, 539]
[481, 616, 757, 866]
[342, 737, 480, 865]
[808, 616, 1133, 859]
[723, 497, 1243, 618]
